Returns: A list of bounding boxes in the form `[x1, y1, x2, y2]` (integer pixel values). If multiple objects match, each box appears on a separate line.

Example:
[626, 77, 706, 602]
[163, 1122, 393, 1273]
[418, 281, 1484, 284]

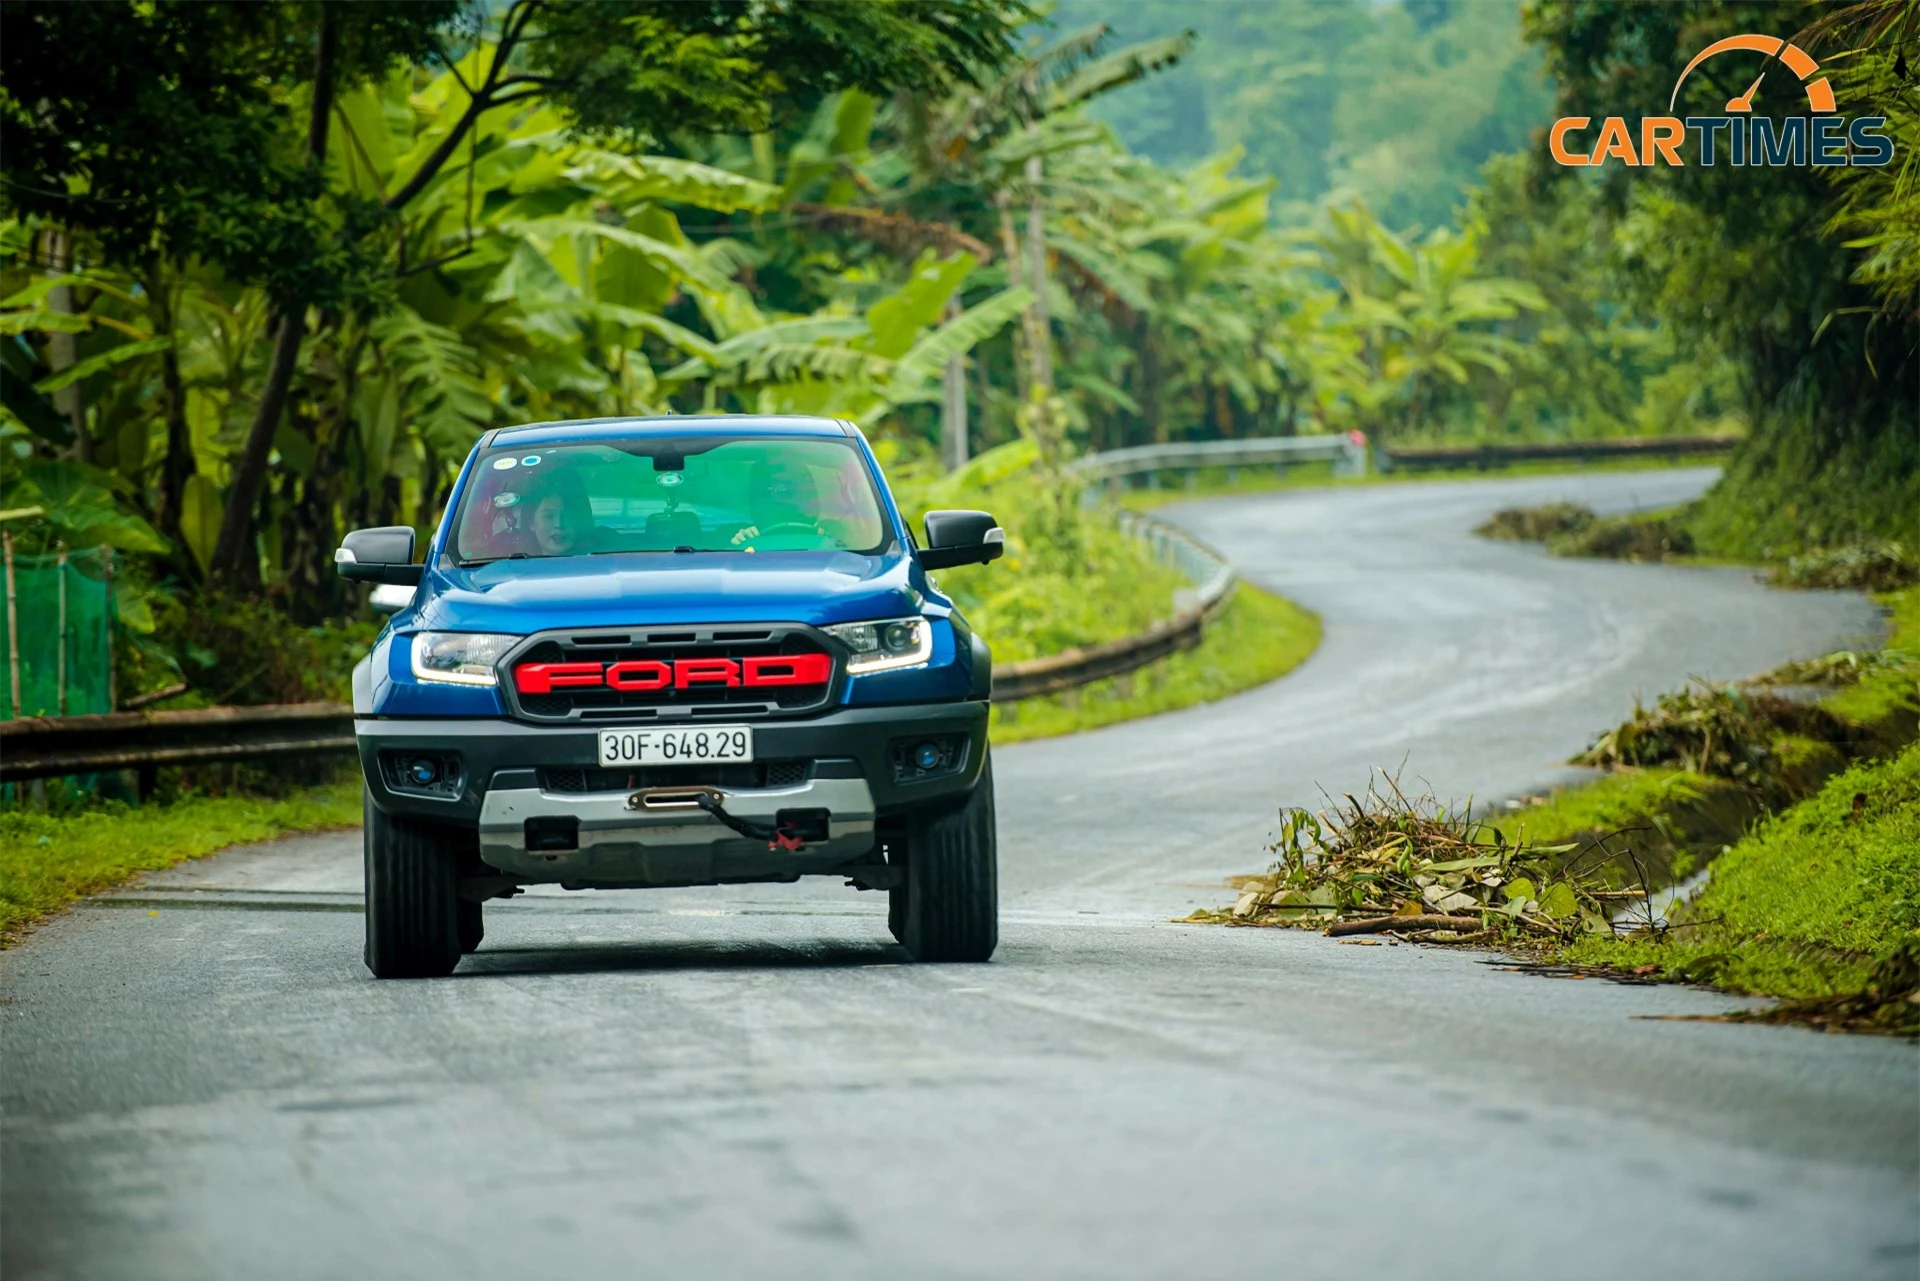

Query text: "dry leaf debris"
[1181, 775, 1616, 946]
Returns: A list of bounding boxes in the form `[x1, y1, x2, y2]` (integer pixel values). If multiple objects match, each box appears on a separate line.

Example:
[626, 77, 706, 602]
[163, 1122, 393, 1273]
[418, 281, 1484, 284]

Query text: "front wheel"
[897, 758, 998, 962]
[457, 900, 485, 954]
[363, 789, 463, 978]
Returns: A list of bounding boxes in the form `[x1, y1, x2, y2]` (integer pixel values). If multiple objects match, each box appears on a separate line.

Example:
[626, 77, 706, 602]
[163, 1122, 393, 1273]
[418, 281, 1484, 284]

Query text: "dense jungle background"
[1, 0, 1914, 716]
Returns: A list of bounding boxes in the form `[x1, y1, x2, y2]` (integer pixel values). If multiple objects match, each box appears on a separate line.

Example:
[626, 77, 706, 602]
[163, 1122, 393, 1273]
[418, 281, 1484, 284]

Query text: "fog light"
[913, 741, 942, 771]
[409, 758, 439, 786]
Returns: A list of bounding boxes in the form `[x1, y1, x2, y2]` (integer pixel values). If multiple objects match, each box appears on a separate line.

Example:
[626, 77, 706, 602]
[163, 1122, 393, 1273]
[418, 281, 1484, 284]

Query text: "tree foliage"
[7, 0, 1907, 702]
[0, 2, 455, 306]
[1524, 0, 1919, 553]
[1070, 0, 1552, 230]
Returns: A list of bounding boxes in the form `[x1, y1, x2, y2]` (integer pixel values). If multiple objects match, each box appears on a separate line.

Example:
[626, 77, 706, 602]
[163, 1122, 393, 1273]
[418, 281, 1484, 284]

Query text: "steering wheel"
[751, 521, 821, 539]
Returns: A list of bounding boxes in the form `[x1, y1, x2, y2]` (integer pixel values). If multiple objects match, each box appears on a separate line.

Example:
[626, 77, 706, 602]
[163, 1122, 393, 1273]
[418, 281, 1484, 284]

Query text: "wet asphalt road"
[3, 468, 1914, 1281]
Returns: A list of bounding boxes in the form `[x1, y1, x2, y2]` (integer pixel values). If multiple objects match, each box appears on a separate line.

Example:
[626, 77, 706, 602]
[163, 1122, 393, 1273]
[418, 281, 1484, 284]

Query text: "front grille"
[542, 759, 813, 794]
[504, 625, 838, 723]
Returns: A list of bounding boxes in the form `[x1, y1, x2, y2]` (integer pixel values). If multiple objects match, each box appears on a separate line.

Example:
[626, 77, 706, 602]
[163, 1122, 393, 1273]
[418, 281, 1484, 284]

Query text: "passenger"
[816, 455, 877, 547]
[526, 469, 599, 556]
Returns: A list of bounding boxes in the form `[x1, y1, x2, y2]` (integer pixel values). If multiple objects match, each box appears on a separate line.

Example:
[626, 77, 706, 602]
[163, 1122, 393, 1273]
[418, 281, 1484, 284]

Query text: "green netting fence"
[2, 545, 116, 720]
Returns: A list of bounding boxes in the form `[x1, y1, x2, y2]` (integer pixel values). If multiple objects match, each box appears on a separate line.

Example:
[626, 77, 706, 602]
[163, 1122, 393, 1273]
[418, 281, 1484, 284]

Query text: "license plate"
[598, 725, 753, 768]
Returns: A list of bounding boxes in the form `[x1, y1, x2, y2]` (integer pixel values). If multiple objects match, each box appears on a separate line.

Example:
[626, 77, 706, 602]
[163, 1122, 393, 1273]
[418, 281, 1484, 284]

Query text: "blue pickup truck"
[335, 415, 1003, 977]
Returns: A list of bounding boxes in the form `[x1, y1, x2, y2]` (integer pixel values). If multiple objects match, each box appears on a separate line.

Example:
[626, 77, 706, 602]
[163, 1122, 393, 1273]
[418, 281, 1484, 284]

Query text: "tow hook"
[625, 786, 829, 851]
[690, 793, 827, 852]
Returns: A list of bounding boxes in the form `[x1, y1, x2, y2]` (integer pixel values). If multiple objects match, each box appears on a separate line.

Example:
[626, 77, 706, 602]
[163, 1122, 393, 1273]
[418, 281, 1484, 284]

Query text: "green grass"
[1476, 501, 1767, 570]
[883, 447, 1199, 664]
[1515, 587, 1920, 1005]
[0, 780, 363, 942]
[1494, 767, 1709, 843]
[935, 530, 1192, 664]
[1684, 418, 1919, 561]
[1116, 460, 1353, 510]
[1562, 745, 1920, 999]
[1824, 588, 1920, 740]
[991, 583, 1321, 744]
[1546, 506, 1696, 562]
[1490, 767, 1762, 886]
[0, 587, 1321, 934]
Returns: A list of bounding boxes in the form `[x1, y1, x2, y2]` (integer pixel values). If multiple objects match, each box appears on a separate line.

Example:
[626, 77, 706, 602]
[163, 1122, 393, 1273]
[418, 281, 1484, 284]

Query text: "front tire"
[899, 758, 998, 962]
[363, 789, 462, 979]
[457, 900, 485, 954]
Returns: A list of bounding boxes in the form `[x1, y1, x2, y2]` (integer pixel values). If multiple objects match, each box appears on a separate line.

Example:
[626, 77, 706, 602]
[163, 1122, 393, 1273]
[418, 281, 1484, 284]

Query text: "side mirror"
[919, 510, 1005, 571]
[335, 526, 422, 585]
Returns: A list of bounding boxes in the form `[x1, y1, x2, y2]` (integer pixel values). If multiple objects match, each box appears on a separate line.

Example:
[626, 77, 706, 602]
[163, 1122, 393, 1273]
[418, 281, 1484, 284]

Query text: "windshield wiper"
[456, 552, 528, 567]
[589, 546, 716, 555]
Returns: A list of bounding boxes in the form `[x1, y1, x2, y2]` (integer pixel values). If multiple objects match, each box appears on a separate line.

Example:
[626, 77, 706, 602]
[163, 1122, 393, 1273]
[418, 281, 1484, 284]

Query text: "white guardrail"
[1064, 432, 1368, 487]
[987, 437, 1316, 703]
[993, 433, 1365, 700]
[1007, 429, 1736, 701]
[987, 509, 1236, 703]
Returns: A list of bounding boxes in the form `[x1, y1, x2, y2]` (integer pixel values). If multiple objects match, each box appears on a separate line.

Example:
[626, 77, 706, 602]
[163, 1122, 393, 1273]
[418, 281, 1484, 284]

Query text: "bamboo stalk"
[994, 188, 1029, 407]
[1325, 913, 1488, 937]
[102, 549, 115, 710]
[940, 294, 968, 472]
[1023, 147, 1053, 394]
[56, 546, 67, 716]
[3, 529, 18, 719]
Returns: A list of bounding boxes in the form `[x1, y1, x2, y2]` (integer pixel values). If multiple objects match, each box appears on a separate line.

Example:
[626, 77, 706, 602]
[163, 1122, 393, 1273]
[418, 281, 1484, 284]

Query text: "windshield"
[451, 435, 891, 563]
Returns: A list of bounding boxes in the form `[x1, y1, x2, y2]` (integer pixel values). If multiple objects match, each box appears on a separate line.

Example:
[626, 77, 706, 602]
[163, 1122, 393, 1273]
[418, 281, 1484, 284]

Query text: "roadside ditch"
[1185, 510, 1919, 1037]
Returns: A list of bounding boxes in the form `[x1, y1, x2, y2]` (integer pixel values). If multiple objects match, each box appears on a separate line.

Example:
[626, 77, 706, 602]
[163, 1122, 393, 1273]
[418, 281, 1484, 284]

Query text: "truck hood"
[411, 549, 926, 633]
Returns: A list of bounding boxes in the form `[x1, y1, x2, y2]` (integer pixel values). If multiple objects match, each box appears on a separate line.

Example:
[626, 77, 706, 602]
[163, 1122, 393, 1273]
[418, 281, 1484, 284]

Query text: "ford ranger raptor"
[336, 415, 1002, 977]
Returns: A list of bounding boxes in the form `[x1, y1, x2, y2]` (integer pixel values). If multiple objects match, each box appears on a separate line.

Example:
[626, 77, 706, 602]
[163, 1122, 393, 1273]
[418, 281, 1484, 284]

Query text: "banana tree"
[915, 25, 1195, 454]
[657, 247, 1032, 428]
[1351, 220, 1546, 441]
[263, 59, 802, 612]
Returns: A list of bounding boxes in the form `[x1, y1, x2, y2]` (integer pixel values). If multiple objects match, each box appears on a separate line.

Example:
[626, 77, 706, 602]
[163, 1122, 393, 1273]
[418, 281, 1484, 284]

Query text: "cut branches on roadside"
[1180, 773, 1617, 947]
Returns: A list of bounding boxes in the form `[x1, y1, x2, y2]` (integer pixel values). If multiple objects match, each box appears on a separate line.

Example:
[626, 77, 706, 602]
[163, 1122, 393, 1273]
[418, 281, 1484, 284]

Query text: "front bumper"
[478, 776, 876, 888]
[357, 699, 986, 822]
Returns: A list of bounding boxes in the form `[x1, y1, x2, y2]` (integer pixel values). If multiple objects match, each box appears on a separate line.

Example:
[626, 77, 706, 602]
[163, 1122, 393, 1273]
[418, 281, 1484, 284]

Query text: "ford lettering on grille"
[514, 653, 833, 695]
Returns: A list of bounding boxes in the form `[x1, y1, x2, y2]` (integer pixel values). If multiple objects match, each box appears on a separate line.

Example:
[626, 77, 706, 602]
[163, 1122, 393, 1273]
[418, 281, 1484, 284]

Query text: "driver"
[731, 461, 823, 547]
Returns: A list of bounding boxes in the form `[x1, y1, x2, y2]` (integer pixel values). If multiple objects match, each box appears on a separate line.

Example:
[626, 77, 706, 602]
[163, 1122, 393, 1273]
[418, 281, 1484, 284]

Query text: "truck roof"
[482, 415, 855, 449]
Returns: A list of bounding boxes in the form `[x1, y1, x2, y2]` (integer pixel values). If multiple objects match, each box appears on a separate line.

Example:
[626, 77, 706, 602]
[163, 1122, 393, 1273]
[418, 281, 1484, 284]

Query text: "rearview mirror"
[335, 526, 422, 585]
[919, 510, 1005, 571]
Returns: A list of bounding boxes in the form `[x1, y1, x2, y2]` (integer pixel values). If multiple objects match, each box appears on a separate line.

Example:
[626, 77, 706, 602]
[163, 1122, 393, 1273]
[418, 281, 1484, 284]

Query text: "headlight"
[410, 632, 516, 686]
[825, 616, 932, 675]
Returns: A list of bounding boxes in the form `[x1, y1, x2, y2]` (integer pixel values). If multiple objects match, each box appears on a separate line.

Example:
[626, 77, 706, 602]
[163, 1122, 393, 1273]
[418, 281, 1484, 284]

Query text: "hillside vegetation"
[2, 0, 1913, 777]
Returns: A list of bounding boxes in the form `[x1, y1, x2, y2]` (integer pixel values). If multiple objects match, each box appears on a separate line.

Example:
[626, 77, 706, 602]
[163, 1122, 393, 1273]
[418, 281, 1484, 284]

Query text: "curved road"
[3, 469, 1913, 1280]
